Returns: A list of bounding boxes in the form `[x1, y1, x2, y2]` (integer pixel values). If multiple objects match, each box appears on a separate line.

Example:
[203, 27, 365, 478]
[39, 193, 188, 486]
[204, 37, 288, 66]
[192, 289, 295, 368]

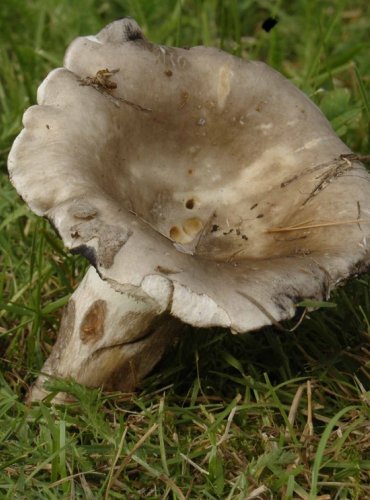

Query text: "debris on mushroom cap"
[8, 18, 370, 333]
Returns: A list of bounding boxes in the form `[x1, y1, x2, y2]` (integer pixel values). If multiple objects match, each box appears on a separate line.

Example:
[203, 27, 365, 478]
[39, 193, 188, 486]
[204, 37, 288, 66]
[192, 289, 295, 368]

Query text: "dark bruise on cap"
[123, 21, 144, 42]
[71, 244, 98, 268]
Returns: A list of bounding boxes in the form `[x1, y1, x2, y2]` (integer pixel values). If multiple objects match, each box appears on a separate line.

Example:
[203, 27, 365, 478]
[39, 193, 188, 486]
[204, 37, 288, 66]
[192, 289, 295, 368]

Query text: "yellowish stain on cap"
[169, 218, 203, 243]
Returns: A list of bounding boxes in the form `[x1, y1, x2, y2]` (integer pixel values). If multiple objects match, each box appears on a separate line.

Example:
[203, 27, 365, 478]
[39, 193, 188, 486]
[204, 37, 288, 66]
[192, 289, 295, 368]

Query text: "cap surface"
[8, 18, 370, 332]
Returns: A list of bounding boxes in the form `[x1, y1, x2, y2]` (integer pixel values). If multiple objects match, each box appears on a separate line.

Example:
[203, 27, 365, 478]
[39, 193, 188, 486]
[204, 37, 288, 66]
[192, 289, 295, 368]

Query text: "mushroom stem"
[28, 267, 178, 403]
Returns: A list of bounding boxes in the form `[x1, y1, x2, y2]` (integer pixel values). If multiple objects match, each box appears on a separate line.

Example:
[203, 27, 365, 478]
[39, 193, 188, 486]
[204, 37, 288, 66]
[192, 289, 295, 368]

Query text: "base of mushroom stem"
[27, 267, 180, 403]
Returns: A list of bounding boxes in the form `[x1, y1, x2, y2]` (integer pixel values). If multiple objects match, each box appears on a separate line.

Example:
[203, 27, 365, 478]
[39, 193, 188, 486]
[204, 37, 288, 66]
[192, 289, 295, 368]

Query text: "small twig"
[307, 380, 313, 436]
[357, 200, 362, 231]
[340, 153, 370, 163]
[266, 218, 370, 233]
[116, 96, 152, 113]
[216, 394, 241, 446]
[281, 153, 369, 207]
[301, 157, 354, 206]
[285, 384, 305, 439]
[48, 469, 103, 489]
[288, 308, 307, 332]
[281, 159, 333, 188]
[79, 68, 152, 113]
[108, 423, 158, 489]
[246, 485, 270, 499]
[105, 426, 129, 499]
[185, 478, 195, 500]
[179, 453, 209, 476]
[301, 380, 314, 442]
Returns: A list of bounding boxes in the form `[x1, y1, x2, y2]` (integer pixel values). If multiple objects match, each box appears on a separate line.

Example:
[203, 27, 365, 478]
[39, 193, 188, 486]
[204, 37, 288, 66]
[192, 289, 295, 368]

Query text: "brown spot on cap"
[183, 217, 203, 236]
[170, 226, 182, 241]
[179, 91, 189, 108]
[80, 300, 107, 343]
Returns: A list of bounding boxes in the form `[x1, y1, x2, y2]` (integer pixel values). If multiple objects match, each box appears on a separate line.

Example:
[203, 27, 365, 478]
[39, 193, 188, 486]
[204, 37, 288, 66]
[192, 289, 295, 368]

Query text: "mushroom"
[8, 18, 370, 402]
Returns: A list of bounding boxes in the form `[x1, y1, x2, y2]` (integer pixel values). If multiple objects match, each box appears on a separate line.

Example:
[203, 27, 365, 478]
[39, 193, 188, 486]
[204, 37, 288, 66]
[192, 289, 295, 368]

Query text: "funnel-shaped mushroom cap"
[8, 19, 370, 332]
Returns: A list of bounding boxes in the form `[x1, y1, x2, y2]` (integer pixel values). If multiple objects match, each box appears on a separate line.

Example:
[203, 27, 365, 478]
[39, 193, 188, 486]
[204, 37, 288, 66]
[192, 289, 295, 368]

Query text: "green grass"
[1, 0, 370, 498]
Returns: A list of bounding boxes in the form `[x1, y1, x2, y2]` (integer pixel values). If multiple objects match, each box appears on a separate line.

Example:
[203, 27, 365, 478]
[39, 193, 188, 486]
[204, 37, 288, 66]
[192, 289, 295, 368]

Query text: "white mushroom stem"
[29, 267, 178, 402]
